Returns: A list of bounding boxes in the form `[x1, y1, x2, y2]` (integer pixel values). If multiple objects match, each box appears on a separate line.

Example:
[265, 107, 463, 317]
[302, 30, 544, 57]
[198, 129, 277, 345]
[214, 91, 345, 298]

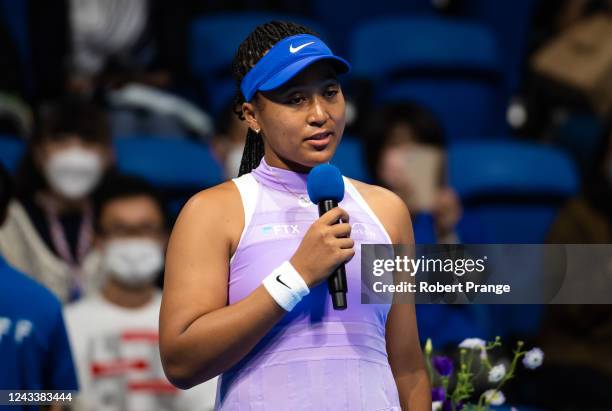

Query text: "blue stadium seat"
[350, 16, 506, 140]
[448, 141, 578, 340]
[331, 135, 372, 183]
[190, 12, 327, 114]
[379, 79, 504, 141]
[311, 0, 437, 54]
[113, 137, 224, 190]
[461, 0, 536, 96]
[448, 141, 579, 244]
[0, 135, 25, 173]
[350, 16, 500, 79]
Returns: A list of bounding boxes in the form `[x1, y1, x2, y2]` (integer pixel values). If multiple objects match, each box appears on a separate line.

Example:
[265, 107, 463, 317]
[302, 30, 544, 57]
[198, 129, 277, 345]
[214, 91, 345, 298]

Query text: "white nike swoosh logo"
[289, 42, 315, 53]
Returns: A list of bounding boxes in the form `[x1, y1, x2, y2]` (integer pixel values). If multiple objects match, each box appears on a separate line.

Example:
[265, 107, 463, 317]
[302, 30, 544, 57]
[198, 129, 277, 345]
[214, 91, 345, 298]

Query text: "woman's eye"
[288, 96, 305, 105]
[325, 88, 339, 97]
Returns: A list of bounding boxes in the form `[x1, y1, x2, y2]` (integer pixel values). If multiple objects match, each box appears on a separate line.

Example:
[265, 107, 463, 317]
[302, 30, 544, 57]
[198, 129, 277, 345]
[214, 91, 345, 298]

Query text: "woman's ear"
[242, 101, 261, 134]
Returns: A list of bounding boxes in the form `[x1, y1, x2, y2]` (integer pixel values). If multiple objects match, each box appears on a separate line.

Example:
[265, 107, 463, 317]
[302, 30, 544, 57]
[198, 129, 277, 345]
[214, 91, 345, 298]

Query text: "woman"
[0, 99, 114, 302]
[159, 21, 430, 410]
[364, 101, 462, 244]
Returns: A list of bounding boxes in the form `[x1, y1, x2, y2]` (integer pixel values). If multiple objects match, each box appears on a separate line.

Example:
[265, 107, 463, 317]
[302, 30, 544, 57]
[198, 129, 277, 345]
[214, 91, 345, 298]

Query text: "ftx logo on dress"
[261, 224, 301, 235]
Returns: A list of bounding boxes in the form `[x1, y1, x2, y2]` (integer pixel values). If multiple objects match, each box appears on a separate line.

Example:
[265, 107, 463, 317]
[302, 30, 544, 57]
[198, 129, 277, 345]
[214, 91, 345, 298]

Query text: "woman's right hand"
[290, 207, 355, 288]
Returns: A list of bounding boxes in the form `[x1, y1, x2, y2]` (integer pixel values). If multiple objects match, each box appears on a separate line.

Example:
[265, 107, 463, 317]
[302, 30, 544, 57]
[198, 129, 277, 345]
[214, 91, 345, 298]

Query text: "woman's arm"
[358, 182, 431, 410]
[386, 303, 431, 410]
[159, 183, 286, 389]
[159, 182, 355, 389]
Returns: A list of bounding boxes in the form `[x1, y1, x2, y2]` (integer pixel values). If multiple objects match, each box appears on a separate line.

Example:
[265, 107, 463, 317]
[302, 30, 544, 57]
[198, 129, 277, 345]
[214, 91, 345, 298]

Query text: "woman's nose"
[306, 96, 330, 127]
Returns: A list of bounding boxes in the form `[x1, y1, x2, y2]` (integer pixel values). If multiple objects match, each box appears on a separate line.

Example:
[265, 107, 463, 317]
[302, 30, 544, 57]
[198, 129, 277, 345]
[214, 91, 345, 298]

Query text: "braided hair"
[231, 21, 317, 176]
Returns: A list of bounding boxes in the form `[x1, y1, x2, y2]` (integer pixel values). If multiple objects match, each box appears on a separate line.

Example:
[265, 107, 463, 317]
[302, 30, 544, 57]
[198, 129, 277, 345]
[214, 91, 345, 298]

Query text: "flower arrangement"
[424, 337, 544, 411]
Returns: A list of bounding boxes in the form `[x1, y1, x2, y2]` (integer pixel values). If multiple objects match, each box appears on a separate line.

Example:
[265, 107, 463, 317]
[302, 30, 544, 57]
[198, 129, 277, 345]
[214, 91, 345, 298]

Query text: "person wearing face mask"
[0, 163, 80, 409]
[64, 173, 217, 411]
[0, 98, 114, 302]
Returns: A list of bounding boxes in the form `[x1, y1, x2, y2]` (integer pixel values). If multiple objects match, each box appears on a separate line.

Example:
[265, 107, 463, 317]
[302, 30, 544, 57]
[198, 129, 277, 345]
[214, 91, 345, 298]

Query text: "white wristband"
[262, 261, 310, 311]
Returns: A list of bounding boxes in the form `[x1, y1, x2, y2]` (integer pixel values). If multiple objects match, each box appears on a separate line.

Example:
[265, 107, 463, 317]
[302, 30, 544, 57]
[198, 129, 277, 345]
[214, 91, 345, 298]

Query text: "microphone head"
[307, 163, 344, 204]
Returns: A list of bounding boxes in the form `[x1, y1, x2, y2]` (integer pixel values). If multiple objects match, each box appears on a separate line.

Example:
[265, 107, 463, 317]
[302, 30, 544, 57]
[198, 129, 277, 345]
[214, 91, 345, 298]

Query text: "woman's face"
[243, 60, 346, 172]
[377, 123, 444, 212]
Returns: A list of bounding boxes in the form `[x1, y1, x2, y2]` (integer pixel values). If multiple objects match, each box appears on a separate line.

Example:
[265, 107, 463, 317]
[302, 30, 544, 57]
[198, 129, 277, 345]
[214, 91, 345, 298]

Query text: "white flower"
[483, 389, 506, 405]
[432, 401, 443, 411]
[425, 338, 433, 355]
[522, 347, 544, 369]
[488, 364, 506, 383]
[459, 338, 487, 360]
[458, 338, 486, 350]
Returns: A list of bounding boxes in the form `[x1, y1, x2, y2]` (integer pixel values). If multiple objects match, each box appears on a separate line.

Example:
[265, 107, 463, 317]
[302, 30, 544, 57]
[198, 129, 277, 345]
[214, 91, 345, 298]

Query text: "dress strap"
[230, 173, 260, 263]
[343, 177, 393, 244]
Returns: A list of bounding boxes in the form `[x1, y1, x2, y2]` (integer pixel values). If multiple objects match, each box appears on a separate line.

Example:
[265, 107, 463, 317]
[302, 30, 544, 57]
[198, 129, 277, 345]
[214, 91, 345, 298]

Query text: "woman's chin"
[303, 150, 335, 167]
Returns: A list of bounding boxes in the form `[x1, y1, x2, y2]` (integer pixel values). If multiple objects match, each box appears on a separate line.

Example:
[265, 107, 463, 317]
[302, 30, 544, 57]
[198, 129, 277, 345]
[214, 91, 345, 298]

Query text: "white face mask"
[103, 238, 164, 287]
[44, 146, 104, 199]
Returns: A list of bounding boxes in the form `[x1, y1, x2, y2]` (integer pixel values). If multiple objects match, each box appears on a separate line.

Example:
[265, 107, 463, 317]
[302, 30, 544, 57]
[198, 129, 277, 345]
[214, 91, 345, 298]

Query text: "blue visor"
[240, 34, 351, 101]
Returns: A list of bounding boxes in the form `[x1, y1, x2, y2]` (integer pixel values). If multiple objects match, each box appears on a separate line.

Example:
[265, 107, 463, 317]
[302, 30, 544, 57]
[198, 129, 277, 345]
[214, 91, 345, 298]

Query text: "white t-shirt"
[65, 292, 217, 411]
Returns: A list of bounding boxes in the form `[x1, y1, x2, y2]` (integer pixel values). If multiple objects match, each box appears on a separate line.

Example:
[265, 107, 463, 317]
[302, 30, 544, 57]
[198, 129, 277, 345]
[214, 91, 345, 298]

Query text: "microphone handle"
[318, 200, 348, 310]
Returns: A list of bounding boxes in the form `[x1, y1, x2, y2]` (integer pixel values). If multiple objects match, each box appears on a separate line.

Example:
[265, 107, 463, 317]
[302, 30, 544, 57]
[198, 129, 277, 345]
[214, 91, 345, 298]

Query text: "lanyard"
[37, 194, 94, 300]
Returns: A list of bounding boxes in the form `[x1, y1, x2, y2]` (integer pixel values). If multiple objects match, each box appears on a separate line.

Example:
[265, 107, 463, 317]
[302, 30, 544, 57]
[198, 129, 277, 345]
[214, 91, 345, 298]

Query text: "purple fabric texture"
[215, 158, 401, 410]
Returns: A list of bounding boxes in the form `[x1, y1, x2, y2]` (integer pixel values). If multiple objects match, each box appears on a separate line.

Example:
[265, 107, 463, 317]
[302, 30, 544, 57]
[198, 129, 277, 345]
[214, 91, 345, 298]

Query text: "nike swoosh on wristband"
[289, 42, 315, 53]
[276, 274, 292, 289]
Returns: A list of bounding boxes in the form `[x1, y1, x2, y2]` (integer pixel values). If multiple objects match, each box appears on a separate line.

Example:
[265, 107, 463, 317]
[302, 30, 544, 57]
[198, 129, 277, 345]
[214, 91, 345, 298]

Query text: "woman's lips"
[305, 132, 332, 148]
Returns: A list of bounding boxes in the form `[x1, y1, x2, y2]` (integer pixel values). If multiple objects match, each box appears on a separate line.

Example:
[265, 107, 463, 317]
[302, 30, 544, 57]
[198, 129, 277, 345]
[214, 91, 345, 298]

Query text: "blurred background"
[0, 0, 611, 410]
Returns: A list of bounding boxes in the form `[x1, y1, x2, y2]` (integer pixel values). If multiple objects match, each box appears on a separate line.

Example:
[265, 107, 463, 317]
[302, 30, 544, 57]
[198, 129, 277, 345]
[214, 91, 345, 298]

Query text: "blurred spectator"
[66, 0, 213, 139]
[0, 99, 114, 302]
[548, 122, 612, 242]
[0, 163, 79, 405]
[520, 0, 612, 138]
[68, 0, 191, 93]
[521, 123, 612, 410]
[65, 173, 217, 411]
[210, 102, 249, 179]
[364, 101, 462, 243]
[362, 101, 497, 353]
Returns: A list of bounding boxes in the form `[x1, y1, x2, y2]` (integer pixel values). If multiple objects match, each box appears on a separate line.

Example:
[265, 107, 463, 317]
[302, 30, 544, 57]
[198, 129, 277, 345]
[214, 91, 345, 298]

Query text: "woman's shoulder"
[174, 180, 244, 245]
[345, 178, 412, 244]
[345, 178, 406, 213]
[180, 180, 242, 219]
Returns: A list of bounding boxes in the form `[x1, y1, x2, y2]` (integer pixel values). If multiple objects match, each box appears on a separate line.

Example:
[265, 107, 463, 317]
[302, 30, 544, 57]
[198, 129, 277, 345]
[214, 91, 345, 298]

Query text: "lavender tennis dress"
[215, 158, 401, 410]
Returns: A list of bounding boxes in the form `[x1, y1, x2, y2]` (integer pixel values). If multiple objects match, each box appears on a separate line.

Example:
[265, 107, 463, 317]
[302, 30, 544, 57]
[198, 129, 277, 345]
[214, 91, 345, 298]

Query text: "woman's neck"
[40, 190, 87, 213]
[102, 277, 155, 309]
[264, 153, 313, 174]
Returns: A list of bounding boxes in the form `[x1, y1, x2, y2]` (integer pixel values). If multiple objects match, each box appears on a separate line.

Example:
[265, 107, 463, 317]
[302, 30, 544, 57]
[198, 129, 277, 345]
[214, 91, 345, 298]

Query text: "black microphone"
[307, 164, 347, 310]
